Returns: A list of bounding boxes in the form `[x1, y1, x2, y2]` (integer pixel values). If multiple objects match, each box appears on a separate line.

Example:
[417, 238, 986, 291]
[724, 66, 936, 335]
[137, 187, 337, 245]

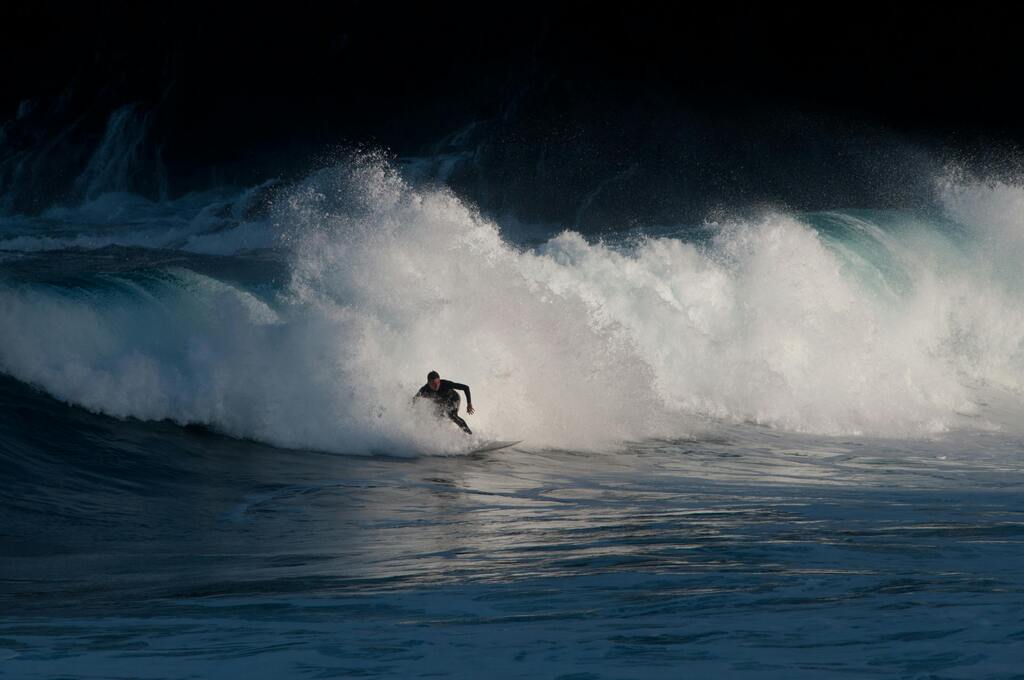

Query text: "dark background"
[3, 2, 1023, 225]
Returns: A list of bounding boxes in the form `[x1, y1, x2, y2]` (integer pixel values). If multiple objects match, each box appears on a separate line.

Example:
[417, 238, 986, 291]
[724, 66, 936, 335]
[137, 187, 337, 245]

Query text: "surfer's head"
[427, 370, 441, 390]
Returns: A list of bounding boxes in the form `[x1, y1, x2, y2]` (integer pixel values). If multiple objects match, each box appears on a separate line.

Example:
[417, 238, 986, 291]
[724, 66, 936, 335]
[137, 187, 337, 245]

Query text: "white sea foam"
[1, 159, 1023, 452]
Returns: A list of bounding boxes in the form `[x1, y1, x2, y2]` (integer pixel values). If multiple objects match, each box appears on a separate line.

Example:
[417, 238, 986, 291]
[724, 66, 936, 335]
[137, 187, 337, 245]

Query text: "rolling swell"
[0, 372, 213, 542]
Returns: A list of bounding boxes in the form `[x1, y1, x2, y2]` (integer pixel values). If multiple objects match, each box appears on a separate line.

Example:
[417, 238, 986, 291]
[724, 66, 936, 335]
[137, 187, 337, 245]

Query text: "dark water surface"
[3, 379, 1023, 679]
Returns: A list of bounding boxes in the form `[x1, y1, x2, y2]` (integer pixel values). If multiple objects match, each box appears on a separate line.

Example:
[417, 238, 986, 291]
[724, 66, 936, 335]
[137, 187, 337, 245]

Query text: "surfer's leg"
[448, 409, 472, 434]
[443, 393, 471, 434]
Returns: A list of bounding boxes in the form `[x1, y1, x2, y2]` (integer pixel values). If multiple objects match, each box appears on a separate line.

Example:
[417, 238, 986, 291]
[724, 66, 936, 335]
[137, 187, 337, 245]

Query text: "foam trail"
[0, 182, 277, 255]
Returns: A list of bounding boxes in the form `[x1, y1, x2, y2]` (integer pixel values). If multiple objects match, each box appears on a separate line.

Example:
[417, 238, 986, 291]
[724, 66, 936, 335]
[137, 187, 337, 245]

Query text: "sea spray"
[2, 159, 1024, 452]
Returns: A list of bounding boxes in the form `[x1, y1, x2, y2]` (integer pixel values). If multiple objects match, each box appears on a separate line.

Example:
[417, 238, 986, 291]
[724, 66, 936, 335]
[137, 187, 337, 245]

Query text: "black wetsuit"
[415, 380, 473, 434]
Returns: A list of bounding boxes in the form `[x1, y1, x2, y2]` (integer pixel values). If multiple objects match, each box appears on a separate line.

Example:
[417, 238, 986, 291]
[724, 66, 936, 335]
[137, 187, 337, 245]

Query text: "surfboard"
[469, 440, 522, 454]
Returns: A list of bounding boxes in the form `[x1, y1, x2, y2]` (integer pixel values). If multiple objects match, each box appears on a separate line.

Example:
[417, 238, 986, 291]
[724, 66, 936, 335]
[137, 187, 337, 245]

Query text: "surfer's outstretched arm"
[450, 382, 474, 414]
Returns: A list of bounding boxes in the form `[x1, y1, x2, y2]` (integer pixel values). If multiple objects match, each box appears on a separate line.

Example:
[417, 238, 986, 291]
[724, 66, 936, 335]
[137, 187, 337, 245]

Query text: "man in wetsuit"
[415, 370, 475, 434]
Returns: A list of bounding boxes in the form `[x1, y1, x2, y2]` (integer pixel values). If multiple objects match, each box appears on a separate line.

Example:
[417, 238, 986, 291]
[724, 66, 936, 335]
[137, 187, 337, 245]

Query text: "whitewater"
[4, 159, 1024, 448]
[2, 155, 1023, 678]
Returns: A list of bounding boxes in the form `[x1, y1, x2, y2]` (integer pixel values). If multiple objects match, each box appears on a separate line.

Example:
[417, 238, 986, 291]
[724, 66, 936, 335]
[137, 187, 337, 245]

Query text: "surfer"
[415, 371, 474, 434]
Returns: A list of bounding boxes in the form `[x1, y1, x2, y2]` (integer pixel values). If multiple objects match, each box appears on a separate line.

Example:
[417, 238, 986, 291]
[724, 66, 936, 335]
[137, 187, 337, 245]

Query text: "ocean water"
[2, 157, 1024, 678]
